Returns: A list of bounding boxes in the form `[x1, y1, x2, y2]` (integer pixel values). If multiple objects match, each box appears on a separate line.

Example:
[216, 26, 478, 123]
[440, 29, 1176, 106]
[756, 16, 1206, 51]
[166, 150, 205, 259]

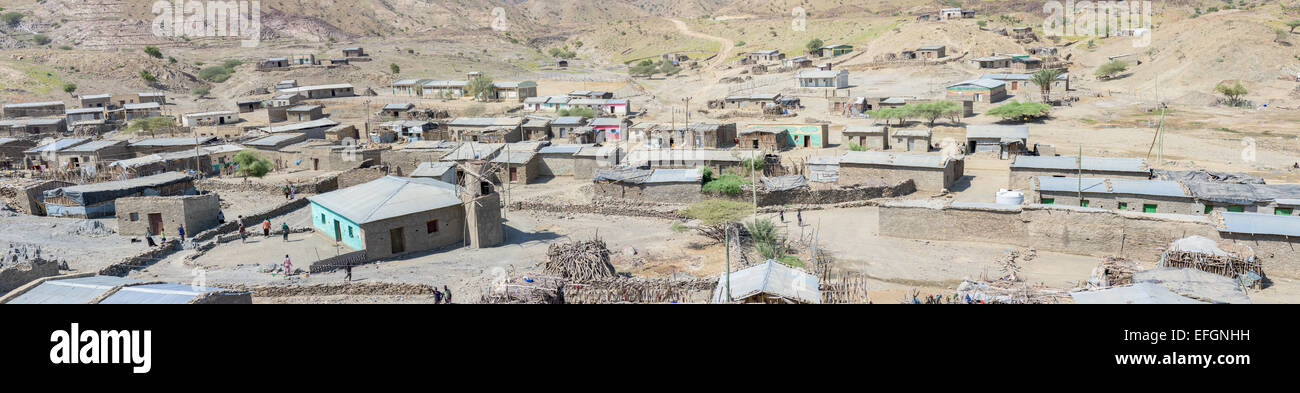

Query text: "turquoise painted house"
[307, 176, 468, 258]
[310, 201, 365, 251]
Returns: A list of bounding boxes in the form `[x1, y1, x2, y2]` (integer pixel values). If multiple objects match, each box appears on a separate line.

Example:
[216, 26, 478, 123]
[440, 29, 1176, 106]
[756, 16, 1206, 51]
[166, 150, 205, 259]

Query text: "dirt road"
[669, 18, 732, 71]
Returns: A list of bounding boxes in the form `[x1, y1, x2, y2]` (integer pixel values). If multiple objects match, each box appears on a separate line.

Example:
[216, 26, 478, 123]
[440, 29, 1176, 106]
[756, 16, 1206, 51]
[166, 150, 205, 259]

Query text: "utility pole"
[751, 149, 758, 214]
[724, 225, 732, 302]
[1077, 145, 1083, 205]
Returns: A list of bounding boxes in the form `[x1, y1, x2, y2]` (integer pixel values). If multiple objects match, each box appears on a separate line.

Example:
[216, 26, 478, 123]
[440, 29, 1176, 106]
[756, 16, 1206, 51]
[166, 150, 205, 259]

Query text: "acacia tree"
[912, 101, 962, 127]
[1215, 80, 1248, 106]
[1029, 68, 1064, 102]
[1094, 60, 1128, 80]
[466, 74, 495, 101]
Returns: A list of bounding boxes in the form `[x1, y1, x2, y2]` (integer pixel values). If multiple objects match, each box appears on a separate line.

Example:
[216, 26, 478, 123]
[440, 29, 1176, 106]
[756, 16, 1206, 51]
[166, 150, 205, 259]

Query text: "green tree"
[143, 46, 163, 59]
[1029, 68, 1065, 102]
[846, 142, 867, 151]
[139, 70, 157, 84]
[680, 199, 753, 241]
[466, 74, 496, 101]
[805, 38, 824, 53]
[658, 61, 681, 75]
[558, 106, 597, 118]
[987, 101, 1051, 122]
[1094, 60, 1128, 80]
[389, 63, 400, 74]
[910, 101, 962, 127]
[1215, 80, 1248, 106]
[62, 82, 76, 94]
[702, 173, 750, 196]
[198, 66, 232, 82]
[221, 59, 244, 69]
[125, 116, 174, 133]
[629, 59, 658, 77]
[1287, 20, 1300, 33]
[232, 151, 273, 178]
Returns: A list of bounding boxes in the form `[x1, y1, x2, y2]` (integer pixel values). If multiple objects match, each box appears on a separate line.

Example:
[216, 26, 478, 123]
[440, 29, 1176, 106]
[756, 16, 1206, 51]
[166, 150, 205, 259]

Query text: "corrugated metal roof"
[123, 102, 161, 110]
[840, 151, 949, 168]
[260, 118, 339, 133]
[391, 79, 428, 86]
[183, 110, 236, 117]
[80, 94, 111, 100]
[1011, 155, 1148, 173]
[1035, 176, 1108, 193]
[590, 118, 624, 127]
[537, 144, 592, 154]
[99, 283, 237, 304]
[966, 124, 1028, 140]
[711, 260, 820, 304]
[449, 117, 523, 127]
[383, 103, 414, 110]
[309, 176, 463, 224]
[947, 79, 1005, 89]
[245, 133, 306, 147]
[1109, 179, 1187, 198]
[279, 83, 354, 92]
[440, 142, 504, 161]
[410, 161, 455, 178]
[24, 138, 89, 153]
[422, 80, 468, 87]
[1218, 212, 1300, 237]
[130, 136, 218, 147]
[6, 276, 138, 304]
[625, 149, 752, 164]
[3, 100, 64, 108]
[546, 96, 572, 104]
[552, 116, 586, 126]
[491, 151, 535, 164]
[892, 128, 931, 138]
[65, 107, 105, 114]
[60, 140, 124, 153]
[796, 69, 845, 79]
[843, 125, 886, 135]
[645, 168, 702, 184]
[287, 105, 322, 112]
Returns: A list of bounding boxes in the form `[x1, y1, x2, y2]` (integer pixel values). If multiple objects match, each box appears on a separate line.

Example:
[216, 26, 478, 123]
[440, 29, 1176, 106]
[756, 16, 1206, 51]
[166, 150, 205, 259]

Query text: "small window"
[1276, 208, 1293, 216]
[1143, 204, 1157, 213]
[1041, 198, 1055, 205]
[321, 213, 327, 223]
[1117, 202, 1128, 210]
[1227, 205, 1245, 213]
[1080, 200, 1089, 207]
[348, 227, 354, 237]
[1204, 205, 1213, 214]
[426, 220, 438, 233]
[130, 213, 139, 221]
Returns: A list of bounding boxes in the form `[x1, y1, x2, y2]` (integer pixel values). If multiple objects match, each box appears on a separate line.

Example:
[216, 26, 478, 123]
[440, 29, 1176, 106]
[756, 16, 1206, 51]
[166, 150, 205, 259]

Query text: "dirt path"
[669, 18, 732, 71]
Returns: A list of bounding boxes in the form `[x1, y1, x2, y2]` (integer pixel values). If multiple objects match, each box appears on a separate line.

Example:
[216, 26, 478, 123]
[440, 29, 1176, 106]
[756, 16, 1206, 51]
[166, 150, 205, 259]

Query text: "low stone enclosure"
[722, 179, 915, 207]
[878, 201, 1300, 279]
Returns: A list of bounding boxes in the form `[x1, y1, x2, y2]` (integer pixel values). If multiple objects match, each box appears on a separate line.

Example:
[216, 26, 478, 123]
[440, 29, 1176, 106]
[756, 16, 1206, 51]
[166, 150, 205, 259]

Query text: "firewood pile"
[1160, 251, 1265, 289]
[543, 239, 617, 282]
[1084, 256, 1142, 289]
[479, 273, 566, 304]
[564, 277, 716, 304]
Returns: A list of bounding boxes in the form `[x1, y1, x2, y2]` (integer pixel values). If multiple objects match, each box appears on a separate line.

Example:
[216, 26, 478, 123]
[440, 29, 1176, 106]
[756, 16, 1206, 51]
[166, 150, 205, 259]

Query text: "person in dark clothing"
[443, 285, 452, 304]
[779, 209, 785, 223]
[177, 224, 185, 239]
[796, 208, 803, 226]
[433, 287, 443, 303]
[343, 263, 352, 282]
[145, 229, 157, 247]
[281, 223, 290, 242]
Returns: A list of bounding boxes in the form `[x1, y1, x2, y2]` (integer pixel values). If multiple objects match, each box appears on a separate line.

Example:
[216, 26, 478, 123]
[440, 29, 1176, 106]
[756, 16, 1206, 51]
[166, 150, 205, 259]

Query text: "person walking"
[289, 185, 296, 200]
[779, 209, 785, 223]
[796, 208, 803, 227]
[343, 262, 353, 282]
[145, 228, 157, 247]
[283, 184, 290, 199]
[159, 228, 166, 243]
[282, 255, 292, 277]
[261, 219, 271, 237]
[238, 222, 247, 244]
[281, 222, 290, 242]
[443, 285, 452, 304]
[433, 287, 443, 304]
[177, 224, 185, 240]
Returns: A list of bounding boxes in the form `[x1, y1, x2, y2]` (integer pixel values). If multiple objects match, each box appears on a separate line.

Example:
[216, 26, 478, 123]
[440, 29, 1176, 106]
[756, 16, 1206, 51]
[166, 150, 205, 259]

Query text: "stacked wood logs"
[1161, 251, 1264, 289]
[543, 239, 617, 282]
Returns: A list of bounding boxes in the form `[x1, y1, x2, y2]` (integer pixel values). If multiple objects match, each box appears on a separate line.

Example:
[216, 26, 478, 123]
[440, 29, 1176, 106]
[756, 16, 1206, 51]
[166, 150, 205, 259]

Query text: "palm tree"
[1029, 68, 1064, 103]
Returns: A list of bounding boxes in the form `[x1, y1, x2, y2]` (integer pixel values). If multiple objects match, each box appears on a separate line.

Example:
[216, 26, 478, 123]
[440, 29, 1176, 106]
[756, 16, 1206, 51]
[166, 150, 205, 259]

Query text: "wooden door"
[148, 213, 163, 234]
[389, 227, 405, 254]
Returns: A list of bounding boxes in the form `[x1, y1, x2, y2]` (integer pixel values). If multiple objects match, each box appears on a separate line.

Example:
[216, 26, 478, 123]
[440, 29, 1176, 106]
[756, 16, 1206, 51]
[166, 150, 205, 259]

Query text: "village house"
[796, 69, 849, 88]
[819, 44, 854, 57]
[109, 146, 240, 178]
[381, 103, 416, 118]
[421, 80, 468, 98]
[745, 123, 828, 148]
[380, 120, 439, 142]
[2, 118, 67, 138]
[946, 79, 1007, 103]
[535, 144, 592, 177]
[448, 117, 524, 143]
[737, 126, 792, 151]
[115, 193, 221, 236]
[22, 138, 88, 168]
[342, 47, 367, 58]
[279, 83, 355, 99]
[79, 94, 112, 109]
[544, 96, 572, 111]
[591, 117, 631, 143]
[65, 108, 107, 127]
[492, 148, 539, 184]
[1011, 27, 1034, 39]
[837, 151, 963, 191]
[55, 140, 129, 170]
[643, 123, 738, 149]
[723, 92, 782, 110]
[286, 105, 326, 122]
[592, 168, 703, 203]
[43, 172, 196, 218]
[965, 125, 1029, 159]
[269, 93, 303, 108]
[260, 118, 340, 139]
[747, 50, 786, 62]
[129, 136, 219, 156]
[566, 98, 631, 116]
[491, 81, 538, 102]
[391, 79, 430, 96]
[117, 102, 163, 122]
[891, 128, 932, 152]
[981, 73, 1070, 92]
[573, 145, 622, 179]
[275, 80, 299, 90]
[569, 90, 614, 99]
[258, 57, 290, 70]
[522, 96, 552, 112]
[1182, 182, 1300, 215]
[939, 8, 963, 19]
[308, 176, 476, 259]
[245, 133, 309, 155]
[0, 138, 36, 168]
[785, 56, 813, 68]
[290, 53, 318, 66]
[236, 99, 262, 113]
[3, 101, 66, 118]
[550, 116, 589, 141]
[842, 125, 889, 150]
[972, 56, 1012, 69]
[1033, 177, 1201, 214]
[916, 45, 947, 59]
[1009, 155, 1150, 191]
[522, 117, 553, 141]
[1010, 55, 1044, 71]
[180, 110, 239, 127]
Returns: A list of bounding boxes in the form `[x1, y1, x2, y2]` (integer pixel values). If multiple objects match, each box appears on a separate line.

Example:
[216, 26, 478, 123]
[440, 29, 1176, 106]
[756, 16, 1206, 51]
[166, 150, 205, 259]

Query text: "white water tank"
[996, 189, 1025, 205]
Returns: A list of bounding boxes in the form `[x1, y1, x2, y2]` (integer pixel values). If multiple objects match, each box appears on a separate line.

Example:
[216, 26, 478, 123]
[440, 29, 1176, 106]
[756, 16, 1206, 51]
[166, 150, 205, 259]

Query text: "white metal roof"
[308, 176, 463, 224]
[840, 151, 950, 168]
[711, 260, 820, 304]
[1011, 155, 1148, 173]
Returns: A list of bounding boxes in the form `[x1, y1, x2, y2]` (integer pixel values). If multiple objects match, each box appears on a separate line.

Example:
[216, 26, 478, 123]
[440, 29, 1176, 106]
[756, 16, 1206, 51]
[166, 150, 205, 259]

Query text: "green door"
[1041, 198, 1054, 205]
[1080, 200, 1089, 207]
[1227, 205, 1245, 213]
[1143, 204, 1157, 213]
[1276, 208, 1293, 216]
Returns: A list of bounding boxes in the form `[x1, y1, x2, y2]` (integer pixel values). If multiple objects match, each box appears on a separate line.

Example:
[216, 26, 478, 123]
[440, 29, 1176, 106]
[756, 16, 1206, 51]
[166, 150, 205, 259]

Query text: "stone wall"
[0, 258, 60, 294]
[337, 166, 389, 189]
[196, 174, 338, 196]
[838, 163, 957, 191]
[0, 180, 73, 215]
[512, 199, 687, 220]
[592, 182, 702, 204]
[189, 198, 310, 243]
[878, 202, 1300, 278]
[98, 239, 181, 276]
[721, 180, 915, 206]
[538, 154, 576, 176]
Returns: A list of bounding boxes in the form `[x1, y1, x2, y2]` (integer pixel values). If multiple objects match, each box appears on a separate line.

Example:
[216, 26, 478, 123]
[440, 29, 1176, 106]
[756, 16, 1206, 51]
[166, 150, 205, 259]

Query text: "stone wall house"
[891, 129, 932, 152]
[129, 136, 219, 156]
[522, 117, 553, 141]
[181, 111, 240, 127]
[43, 172, 196, 218]
[492, 150, 539, 184]
[115, 193, 221, 236]
[841, 125, 888, 150]
[535, 144, 591, 176]
[308, 176, 475, 259]
[1033, 177, 1201, 215]
[946, 79, 1007, 103]
[593, 168, 702, 203]
[837, 151, 963, 191]
[2, 101, 66, 118]
[279, 84, 355, 99]
[965, 124, 1028, 159]
[55, 140, 129, 170]
[573, 145, 621, 179]
[1009, 155, 1149, 191]
[259, 118, 340, 140]
[796, 69, 849, 88]
[737, 126, 791, 151]
[22, 138, 89, 168]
